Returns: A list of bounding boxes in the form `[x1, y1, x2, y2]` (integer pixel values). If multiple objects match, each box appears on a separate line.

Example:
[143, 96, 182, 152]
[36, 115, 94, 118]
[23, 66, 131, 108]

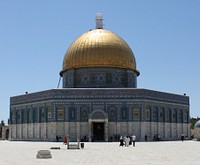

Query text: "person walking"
[129, 136, 132, 145]
[132, 134, 136, 147]
[63, 136, 67, 145]
[124, 136, 127, 147]
[126, 136, 130, 147]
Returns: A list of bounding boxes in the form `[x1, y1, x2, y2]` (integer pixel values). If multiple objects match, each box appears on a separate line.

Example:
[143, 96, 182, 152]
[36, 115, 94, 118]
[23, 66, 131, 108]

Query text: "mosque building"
[9, 14, 190, 142]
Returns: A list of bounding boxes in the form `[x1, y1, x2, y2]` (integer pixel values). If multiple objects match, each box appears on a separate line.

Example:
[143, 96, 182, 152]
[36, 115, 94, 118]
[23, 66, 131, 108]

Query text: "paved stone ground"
[0, 140, 199, 165]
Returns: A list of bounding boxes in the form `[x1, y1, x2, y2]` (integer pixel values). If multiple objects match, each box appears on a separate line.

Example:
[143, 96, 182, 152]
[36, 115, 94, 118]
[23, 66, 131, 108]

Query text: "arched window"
[132, 105, 140, 120]
[33, 107, 38, 123]
[47, 105, 52, 119]
[81, 106, 88, 122]
[17, 111, 21, 124]
[11, 109, 16, 124]
[23, 109, 28, 124]
[28, 109, 32, 123]
[184, 109, 188, 123]
[69, 106, 76, 120]
[108, 106, 117, 121]
[152, 107, 158, 121]
[56, 106, 65, 121]
[178, 109, 183, 123]
[159, 108, 165, 122]
[172, 109, 177, 122]
[165, 108, 171, 122]
[145, 106, 151, 121]
[121, 105, 128, 120]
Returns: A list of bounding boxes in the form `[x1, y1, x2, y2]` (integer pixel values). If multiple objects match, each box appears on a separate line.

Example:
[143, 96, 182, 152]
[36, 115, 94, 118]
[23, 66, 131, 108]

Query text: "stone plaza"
[0, 140, 199, 165]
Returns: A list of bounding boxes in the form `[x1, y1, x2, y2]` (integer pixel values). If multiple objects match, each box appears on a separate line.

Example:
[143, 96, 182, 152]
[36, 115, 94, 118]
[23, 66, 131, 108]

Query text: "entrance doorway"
[93, 122, 104, 141]
[6, 129, 9, 140]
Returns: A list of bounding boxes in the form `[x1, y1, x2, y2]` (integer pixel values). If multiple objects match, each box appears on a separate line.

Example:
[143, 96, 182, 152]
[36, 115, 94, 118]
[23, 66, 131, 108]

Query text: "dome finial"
[96, 13, 103, 29]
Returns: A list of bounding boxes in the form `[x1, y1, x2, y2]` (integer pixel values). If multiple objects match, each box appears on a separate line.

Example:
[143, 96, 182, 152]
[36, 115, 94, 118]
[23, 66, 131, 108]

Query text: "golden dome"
[60, 29, 139, 76]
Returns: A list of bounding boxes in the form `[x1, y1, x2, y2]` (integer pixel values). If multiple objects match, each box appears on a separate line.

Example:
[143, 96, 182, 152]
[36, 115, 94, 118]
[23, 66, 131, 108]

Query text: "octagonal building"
[9, 14, 190, 141]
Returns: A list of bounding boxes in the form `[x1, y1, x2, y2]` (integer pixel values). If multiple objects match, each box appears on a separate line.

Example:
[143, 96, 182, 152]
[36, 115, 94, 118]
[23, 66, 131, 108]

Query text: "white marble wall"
[165, 123, 171, 139]
[80, 123, 89, 137]
[40, 123, 47, 140]
[1, 126, 9, 140]
[108, 123, 116, 135]
[10, 121, 191, 141]
[22, 124, 27, 139]
[34, 123, 40, 139]
[16, 125, 21, 139]
[56, 122, 65, 138]
[47, 122, 56, 140]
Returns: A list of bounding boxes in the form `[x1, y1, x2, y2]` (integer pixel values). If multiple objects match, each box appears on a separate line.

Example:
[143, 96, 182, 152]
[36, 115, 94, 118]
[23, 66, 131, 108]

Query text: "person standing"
[145, 135, 147, 142]
[132, 134, 136, 147]
[56, 135, 59, 142]
[181, 134, 184, 142]
[119, 136, 124, 147]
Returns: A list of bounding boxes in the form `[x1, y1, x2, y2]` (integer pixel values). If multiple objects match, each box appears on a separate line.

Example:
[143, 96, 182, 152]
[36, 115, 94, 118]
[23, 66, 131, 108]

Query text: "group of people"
[119, 135, 136, 147]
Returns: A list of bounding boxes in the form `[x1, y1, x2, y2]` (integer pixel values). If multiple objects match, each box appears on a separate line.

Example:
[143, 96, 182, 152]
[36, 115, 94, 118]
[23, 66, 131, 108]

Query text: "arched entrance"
[92, 122, 104, 141]
[6, 129, 9, 140]
[1, 126, 9, 140]
[88, 110, 108, 142]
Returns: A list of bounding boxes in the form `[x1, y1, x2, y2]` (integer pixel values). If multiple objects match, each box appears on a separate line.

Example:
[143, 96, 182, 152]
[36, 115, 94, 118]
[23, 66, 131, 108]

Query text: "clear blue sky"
[0, 0, 200, 123]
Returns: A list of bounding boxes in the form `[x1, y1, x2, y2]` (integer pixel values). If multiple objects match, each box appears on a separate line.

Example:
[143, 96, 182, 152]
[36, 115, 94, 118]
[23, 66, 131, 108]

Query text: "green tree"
[190, 117, 200, 129]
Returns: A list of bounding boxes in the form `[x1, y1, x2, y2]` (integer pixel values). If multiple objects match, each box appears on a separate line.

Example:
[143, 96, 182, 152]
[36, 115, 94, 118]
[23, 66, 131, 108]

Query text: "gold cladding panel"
[62, 29, 138, 73]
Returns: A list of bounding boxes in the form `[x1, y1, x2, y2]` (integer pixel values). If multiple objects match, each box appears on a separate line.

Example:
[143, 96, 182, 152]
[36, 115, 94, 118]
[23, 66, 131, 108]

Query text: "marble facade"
[10, 88, 190, 141]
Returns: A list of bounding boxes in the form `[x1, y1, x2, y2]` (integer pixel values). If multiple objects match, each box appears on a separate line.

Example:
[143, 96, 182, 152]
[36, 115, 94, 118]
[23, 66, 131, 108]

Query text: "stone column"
[188, 123, 191, 138]
[76, 106, 81, 136]
[76, 122, 80, 139]
[128, 107, 132, 135]
[88, 120, 92, 142]
[65, 122, 69, 137]
[8, 125, 11, 140]
[19, 110, 22, 139]
[117, 122, 121, 137]
[105, 119, 108, 142]
[2, 126, 6, 140]
[65, 106, 69, 137]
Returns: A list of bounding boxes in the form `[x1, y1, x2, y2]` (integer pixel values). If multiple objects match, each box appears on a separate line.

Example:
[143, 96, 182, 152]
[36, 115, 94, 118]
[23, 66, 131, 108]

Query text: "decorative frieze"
[10, 88, 189, 107]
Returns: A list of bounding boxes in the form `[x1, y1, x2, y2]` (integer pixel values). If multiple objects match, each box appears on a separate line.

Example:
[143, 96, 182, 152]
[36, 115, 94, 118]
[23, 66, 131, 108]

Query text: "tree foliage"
[190, 117, 200, 129]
